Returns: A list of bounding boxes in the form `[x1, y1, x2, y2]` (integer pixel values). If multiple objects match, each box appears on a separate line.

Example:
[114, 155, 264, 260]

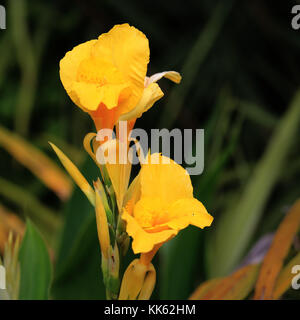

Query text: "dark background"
[0, 0, 300, 299]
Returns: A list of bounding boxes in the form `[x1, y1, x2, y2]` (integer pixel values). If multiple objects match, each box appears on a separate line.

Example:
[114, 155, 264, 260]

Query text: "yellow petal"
[72, 82, 129, 111]
[123, 172, 142, 212]
[166, 198, 214, 230]
[133, 197, 168, 228]
[122, 209, 177, 253]
[145, 71, 182, 87]
[97, 139, 132, 211]
[141, 153, 193, 203]
[92, 23, 149, 112]
[59, 40, 97, 110]
[119, 83, 163, 121]
[94, 181, 110, 259]
[83, 132, 97, 163]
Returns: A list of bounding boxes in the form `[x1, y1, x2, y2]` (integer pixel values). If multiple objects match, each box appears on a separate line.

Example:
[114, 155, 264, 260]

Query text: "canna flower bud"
[118, 259, 156, 300]
[49, 142, 95, 206]
[94, 181, 111, 260]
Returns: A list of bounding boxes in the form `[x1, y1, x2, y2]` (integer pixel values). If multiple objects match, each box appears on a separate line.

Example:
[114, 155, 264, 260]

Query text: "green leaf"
[206, 90, 300, 277]
[52, 157, 106, 299]
[19, 219, 52, 300]
[158, 226, 204, 299]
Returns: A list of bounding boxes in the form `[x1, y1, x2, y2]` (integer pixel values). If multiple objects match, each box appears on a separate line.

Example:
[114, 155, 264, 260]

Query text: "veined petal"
[59, 40, 97, 109]
[92, 23, 149, 112]
[122, 209, 177, 254]
[119, 83, 163, 121]
[133, 197, 170, 228]
[145, 71, 182, 87]
[72, 82, 129, 111]
[166, 198, 214, 230]
[141, 153, 193, 203]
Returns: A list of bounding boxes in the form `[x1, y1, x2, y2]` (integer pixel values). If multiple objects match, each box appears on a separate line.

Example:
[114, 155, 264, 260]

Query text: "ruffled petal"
[72, 82, 129, 111]
[141, 153, 194, 203]
[59, 40, 97, 109]
[119, 83, 163, 121]
[92, 23, 149, 112]
[166, 198, 213, 230]
[122, 209, 177, 254]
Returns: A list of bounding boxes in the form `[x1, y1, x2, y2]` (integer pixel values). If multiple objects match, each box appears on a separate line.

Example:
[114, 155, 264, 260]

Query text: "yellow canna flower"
[122, 153, 214, 255]
[59, 23, 181, 130]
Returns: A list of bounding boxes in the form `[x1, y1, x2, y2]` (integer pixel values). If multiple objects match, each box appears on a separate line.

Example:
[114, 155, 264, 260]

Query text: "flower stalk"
[94, 179, 120, 299]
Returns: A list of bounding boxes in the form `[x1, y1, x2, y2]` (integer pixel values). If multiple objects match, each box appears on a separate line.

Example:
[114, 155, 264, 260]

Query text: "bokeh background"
[1, 0, 300, 299]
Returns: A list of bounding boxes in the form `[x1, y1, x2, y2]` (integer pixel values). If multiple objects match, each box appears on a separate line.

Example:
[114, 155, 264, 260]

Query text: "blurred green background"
[1, 0, 300, 299]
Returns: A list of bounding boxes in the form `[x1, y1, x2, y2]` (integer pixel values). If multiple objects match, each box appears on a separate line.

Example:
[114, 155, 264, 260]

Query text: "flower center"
[133, 197, 170, 228]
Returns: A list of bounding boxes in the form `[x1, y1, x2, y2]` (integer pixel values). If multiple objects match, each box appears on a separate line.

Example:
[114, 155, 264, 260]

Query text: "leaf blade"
[19, 220, 52, 300]
[254, 199, 300, 299]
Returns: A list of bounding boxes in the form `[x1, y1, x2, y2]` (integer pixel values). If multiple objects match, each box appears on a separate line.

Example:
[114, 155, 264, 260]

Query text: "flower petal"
[96, 139, 132, 211]
[122, 209, 177, 254]
[59, 40, 97, 109]
[119, 83, 163, 121]
[72, 82, 129, 111]
[166, 198, 214, 230]
[92, 23, 149, 112]
[145, 71, 182, 87]
[141, 153, 194, 203]
[123, 172, 142, 212]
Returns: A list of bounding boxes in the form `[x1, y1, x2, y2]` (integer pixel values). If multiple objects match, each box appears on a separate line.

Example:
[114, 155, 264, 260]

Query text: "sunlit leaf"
[273, 251, 300, 299]
[50, 142, 95, 206]
[0, 204, 24, 254]
[0, 176, 60, 245]
[189, 278, 222, 300]
[191, 264, 259, 300]
[0, 126, 72, 200]
[254, 199, 300, 299]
